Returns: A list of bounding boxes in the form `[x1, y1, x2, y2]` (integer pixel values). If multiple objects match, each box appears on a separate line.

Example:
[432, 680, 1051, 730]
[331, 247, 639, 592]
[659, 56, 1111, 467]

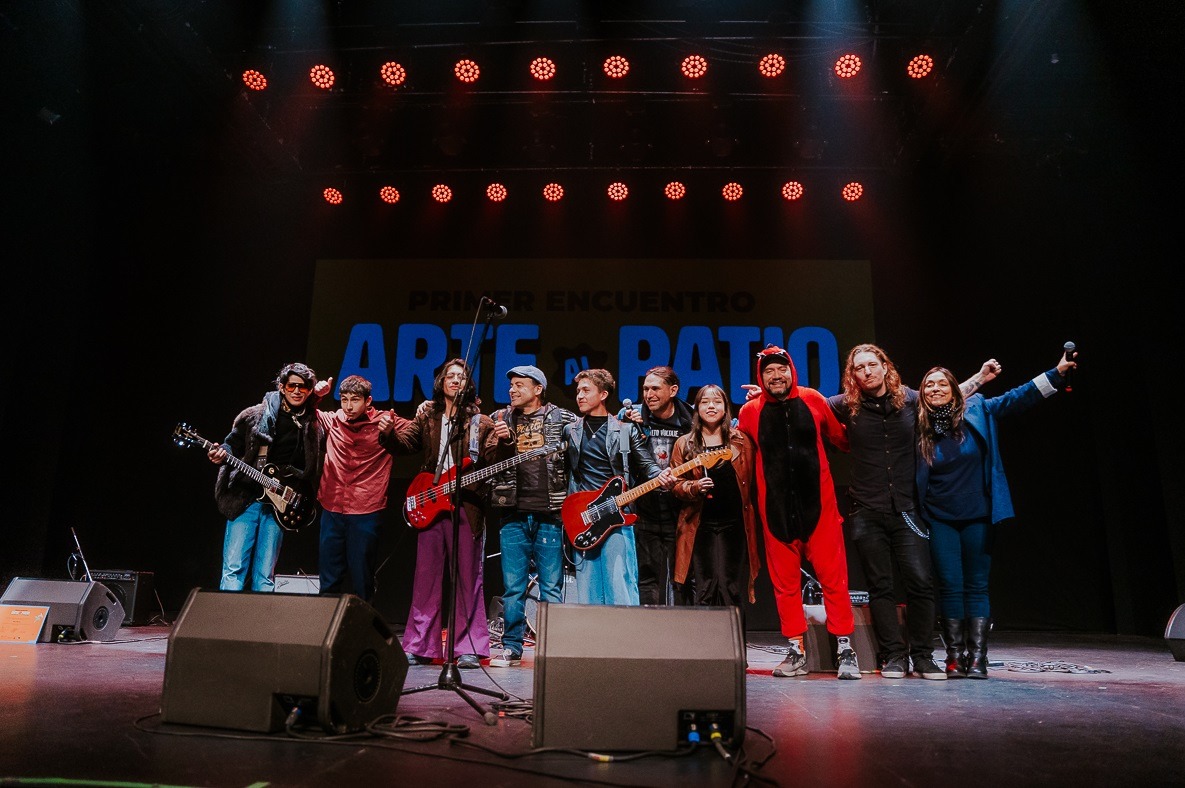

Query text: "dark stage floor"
[2, 620, 1184, 788]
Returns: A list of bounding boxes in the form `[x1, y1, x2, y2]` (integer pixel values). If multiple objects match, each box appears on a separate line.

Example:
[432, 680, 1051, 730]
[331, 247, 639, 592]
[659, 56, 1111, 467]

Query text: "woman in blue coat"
[916, 350, 1077, 678]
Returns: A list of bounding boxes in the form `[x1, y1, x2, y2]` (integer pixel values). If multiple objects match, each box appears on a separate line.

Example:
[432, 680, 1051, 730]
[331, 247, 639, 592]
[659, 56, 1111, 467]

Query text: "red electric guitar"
[561, 446, 733, 551]
[403, 442, 566, 529]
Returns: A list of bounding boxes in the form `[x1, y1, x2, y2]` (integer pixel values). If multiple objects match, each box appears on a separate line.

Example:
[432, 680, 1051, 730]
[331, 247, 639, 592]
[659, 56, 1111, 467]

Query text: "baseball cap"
[506, 365, 547, 392]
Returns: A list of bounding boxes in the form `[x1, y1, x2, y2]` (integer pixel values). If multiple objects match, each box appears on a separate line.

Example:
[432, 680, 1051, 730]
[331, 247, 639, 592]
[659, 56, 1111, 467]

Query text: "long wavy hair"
[917, 366, 966, 464]
[431, 358, 479, 414]
[685, 384, 733, 454]
[842, 343, 904, 418]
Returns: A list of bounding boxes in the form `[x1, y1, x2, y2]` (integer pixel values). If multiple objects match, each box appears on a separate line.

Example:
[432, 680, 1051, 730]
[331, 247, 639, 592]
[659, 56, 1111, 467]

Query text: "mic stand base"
[402, 661, 507, 726]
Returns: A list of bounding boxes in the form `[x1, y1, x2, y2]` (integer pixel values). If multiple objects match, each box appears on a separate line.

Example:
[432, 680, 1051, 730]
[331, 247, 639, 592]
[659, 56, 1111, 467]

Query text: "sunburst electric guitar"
[403, 442, 566, 529]
[172, 422, 320, 532]
[562, 446, 733, 551]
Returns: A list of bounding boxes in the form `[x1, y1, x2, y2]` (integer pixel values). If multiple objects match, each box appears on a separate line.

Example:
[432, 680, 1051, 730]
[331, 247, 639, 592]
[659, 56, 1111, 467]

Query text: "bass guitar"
[172, 422, 320, 533]
[403, 442, 566, 529]
[562, 446, 733, 551]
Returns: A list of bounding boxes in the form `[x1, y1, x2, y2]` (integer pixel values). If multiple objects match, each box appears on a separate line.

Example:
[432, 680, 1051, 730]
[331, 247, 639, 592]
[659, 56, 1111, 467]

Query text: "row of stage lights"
[243, 51, 935, 91]
[321, 180, 867, 205]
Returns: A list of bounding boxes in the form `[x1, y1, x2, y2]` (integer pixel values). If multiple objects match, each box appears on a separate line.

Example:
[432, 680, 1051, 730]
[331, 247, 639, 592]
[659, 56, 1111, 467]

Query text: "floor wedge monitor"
[160, 588, 407, 734]
[532, 602, 745, 751]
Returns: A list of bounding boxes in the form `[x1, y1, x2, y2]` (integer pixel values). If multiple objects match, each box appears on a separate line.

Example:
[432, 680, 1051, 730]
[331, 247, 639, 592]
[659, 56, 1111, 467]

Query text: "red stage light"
[454, 59, 480, 83]
[242, 70, 267, 91]
[323, 187, 343, 205]
[542, 183, 564, 202]
[530, 57, 556, 81]
[664, 181, 686, 200]
[758, 54, 785, 78]
[907, 54, 934, 79]
[722, 182, 743, 201]
[310, 64, 335, 89]
[486, 183, 508, 202]
[681, 55, 709, 79]
[607, 182, 628, 201]
[380, 61, 407, 86]
[603, 55, 630, 79]
[432, 184, 453, 203]
[781, 181, 804, 201]
[842, 182, 864, 201]
[379, 186, 400, 204]
[834, 54, 862, 79]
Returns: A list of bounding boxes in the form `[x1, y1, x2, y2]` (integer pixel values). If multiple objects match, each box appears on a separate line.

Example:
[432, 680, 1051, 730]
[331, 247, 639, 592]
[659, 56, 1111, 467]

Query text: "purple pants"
[401, 510, 490, 659]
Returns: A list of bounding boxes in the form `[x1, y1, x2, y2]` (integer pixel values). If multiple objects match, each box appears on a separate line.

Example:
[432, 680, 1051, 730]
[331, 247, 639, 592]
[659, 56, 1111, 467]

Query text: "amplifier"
[91, 570, 155, 625]
[849, 590, 870, 606]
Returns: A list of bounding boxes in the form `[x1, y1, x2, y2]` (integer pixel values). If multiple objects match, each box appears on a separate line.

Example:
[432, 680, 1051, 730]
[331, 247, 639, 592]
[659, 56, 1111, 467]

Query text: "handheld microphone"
[1062, 341, 1077, 393]
[481, 296, 508, 318]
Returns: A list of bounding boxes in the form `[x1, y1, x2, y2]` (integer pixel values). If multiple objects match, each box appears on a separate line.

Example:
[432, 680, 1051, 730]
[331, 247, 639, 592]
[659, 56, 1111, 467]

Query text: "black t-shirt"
[702, 459, 741, 525]
[512, 409, 550, 512]
[635, 409, 690, 524]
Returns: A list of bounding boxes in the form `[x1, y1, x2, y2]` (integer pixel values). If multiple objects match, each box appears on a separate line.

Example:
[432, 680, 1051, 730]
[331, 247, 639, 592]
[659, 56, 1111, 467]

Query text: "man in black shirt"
[620, 366, 695, 605]
[829, 344, 998, 679]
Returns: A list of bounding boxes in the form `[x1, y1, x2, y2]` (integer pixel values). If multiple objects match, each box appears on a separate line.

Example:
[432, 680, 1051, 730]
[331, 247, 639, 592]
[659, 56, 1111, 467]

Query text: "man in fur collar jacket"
[208, 362, 326, 592]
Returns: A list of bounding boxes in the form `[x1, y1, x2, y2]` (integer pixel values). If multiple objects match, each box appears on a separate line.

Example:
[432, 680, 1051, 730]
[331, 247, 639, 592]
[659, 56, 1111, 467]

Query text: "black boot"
[940, 618, 966, 678]
[965, 617, 991, 679]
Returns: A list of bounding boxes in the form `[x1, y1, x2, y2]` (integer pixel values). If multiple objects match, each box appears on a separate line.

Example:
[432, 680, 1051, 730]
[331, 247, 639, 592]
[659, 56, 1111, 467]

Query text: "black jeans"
[636, 519, 679, 605]
[849, 507, 936, 661]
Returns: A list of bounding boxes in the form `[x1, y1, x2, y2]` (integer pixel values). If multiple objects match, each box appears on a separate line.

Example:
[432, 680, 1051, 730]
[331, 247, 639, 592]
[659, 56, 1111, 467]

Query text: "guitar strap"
[467, 413, 483, 463]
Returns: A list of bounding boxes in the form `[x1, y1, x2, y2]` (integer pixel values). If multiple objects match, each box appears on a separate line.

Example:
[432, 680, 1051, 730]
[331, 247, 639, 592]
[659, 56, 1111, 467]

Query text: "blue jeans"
[573, 525, 640, 606]
[499, 513, 565, 656]
[319, 509, 382, 602]
[221, 501, 282, 592]
[929, 516, 992, 619]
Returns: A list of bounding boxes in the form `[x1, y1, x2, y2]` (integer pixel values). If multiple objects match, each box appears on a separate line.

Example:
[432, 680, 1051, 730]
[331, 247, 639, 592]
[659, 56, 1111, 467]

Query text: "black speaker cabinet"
[1166, 603, 1185, 661]
[160, 588, 408, 734]
[0, 577, 125, 643]
[532, 602, 745, 752]
[90, 570, 154, 625]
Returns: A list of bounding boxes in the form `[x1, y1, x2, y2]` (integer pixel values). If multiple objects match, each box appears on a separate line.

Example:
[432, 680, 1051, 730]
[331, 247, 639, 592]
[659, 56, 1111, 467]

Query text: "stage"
[2, 623, 1183, 787]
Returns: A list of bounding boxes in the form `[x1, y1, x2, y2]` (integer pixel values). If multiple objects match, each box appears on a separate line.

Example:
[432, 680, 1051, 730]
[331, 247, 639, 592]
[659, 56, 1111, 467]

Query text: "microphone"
[1062, 341, 1077, 393]
[482, 297, 508, 318]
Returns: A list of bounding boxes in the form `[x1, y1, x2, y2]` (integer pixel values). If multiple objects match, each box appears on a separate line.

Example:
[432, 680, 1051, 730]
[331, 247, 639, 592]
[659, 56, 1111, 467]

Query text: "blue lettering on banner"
[619, 325, 840, 403]
[336, 323, 392, 401]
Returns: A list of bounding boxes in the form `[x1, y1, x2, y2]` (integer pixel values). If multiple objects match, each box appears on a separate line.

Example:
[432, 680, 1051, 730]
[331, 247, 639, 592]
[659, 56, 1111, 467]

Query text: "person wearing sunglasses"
[207, 362, 325, 592]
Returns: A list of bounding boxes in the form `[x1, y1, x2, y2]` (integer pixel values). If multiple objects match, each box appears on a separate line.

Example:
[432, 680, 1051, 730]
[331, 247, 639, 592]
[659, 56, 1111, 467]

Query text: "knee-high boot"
[965, 617, 990, 679]
[940, 618, 966, 678]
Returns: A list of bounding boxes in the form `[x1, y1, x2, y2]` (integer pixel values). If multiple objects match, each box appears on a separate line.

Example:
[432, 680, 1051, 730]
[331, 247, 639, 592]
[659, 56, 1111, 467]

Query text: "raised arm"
[960, 359, 1002, 397]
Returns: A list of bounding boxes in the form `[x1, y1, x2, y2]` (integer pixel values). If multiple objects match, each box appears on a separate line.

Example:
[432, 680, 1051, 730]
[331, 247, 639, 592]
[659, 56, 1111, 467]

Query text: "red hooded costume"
[736, 345, 854, 638]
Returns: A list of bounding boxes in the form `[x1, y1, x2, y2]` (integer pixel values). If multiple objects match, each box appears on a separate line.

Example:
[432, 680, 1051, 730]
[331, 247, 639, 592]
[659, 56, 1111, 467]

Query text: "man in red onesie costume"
[737, 345, 861, 679]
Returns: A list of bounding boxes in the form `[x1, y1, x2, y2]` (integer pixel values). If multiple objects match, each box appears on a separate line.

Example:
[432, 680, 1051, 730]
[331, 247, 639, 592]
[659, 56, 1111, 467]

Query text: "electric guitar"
[403, 442, 567, 529]
[562, 446, 733, 551]
[172, 423, 320, 533]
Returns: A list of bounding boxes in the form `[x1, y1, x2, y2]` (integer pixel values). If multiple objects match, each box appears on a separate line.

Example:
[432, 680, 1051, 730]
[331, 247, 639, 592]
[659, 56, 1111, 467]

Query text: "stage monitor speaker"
[532, 603, 745, 752]
[0, 577, 125, 643]
[160, 588, 408, 734]
[803, 604, 884, 674]
[1165, 603, 1185, 661]
[91, 570, 154, 625]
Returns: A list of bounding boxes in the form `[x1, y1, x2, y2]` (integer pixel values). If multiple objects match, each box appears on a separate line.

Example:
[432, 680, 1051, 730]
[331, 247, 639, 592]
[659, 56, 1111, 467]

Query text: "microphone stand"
[401, 300, 508, 725]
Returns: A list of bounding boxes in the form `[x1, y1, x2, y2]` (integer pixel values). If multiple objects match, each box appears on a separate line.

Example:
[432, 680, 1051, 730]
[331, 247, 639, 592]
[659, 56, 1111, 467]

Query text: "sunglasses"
[283, 382, 312, 392]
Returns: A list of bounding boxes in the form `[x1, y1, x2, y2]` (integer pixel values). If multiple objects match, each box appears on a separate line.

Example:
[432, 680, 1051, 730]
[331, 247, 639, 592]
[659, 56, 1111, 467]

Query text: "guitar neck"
[438, 444, 559, 494]
[190, 433, 279, 491]
[615, 454, 706, 506]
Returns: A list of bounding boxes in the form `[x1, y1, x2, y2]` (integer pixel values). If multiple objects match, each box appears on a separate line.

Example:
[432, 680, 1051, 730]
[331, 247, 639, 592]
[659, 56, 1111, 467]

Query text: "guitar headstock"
[172, 422, 204, 450]
[698, 446, 733, 469]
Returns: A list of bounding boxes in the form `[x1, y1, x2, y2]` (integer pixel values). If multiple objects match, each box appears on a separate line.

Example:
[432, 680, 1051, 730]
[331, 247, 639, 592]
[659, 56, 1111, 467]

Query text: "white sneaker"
[837, 648, 862, 680]
[488, 649, 522, 667]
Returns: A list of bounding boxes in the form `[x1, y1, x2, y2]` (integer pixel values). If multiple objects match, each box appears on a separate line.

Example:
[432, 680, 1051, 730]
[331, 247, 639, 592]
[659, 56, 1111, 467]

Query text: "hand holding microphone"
[1061, 341, 1079, 392]
[621, 398, 642, 423]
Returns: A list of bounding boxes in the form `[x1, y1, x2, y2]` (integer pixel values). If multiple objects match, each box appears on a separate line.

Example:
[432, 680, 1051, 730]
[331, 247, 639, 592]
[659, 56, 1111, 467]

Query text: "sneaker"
[488, 649, 522, 668]
[880, 655, 908, 679]
[456, 654, 481, 669]
[406, 653, 433, 666]
[912, 656, 948, 680]
[837, 648, 862, 680]
[773, 650, 808, 677]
